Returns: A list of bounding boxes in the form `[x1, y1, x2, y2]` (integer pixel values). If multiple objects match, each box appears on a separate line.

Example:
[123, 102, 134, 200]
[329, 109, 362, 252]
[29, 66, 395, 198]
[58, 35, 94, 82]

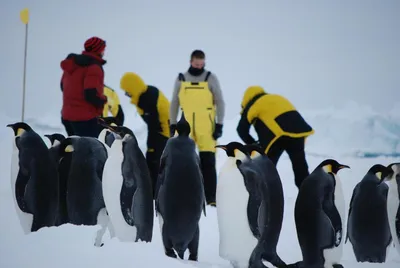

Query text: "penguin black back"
[176, 112, 191, 136]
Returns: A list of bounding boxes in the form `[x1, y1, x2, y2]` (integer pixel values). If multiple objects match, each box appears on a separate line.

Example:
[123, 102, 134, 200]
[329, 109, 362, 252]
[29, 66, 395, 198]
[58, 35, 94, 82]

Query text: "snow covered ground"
[0, 103, 399, 268]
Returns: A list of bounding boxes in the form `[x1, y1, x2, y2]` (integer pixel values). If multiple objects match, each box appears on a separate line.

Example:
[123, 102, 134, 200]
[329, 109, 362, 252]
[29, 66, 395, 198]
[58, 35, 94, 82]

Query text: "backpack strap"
[178, 73, 185, 81]
[204, 71, 211, 82]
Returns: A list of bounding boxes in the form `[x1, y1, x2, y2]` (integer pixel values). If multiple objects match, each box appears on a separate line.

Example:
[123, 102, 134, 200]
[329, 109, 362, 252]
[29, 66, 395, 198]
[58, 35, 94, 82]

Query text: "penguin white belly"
[386, 179, 400, 256]
[323, 175, 345, 266]
[102, 140, 137, 242]
[10, 145, 33, 234]
[216, 165, 257, 265]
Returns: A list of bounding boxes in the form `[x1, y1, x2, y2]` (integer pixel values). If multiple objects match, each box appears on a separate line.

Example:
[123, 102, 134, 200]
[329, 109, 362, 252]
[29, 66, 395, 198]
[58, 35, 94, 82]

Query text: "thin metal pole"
[21, 23, 28, 122]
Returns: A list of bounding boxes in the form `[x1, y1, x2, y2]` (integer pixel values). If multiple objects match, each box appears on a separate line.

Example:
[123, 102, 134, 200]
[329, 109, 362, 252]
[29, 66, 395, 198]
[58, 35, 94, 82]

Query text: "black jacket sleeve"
[84, 88, 106, 108]
[236, 114, 256, 145]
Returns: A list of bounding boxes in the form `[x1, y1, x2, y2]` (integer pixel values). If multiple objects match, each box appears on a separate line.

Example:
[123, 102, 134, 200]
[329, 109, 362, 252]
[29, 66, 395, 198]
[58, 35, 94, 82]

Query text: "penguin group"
[6, 119, 400, 267]
[215, 141, 400, 268]
[6, 119, 154, 247]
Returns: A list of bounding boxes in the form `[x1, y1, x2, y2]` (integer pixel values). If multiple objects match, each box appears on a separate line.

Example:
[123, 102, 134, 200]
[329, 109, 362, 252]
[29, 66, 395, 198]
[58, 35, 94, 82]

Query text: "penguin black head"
[108, 125, 134, 139]
[97, 117, 118, 128]
[176, 112, 191, 136]
[59, 138, 75, 156]
[44, 133, 66, 146]
[6, 122, 32, 137]
[367, 164, 394, 181]
[379, 162, 400, 184]
[99, 116, 121, 126]
[244, 144, 264, 159]
[317, 159, 350, 175]
[216, 141, 249, 160]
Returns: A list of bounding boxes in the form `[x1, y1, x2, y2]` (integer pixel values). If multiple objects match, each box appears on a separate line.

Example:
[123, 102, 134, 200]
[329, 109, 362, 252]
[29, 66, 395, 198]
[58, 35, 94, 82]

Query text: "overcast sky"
[1, 0, 399, 120]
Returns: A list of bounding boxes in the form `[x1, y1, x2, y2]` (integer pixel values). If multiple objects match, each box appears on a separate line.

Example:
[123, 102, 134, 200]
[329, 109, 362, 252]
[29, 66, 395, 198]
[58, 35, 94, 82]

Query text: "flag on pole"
[20, 8, 29, 24]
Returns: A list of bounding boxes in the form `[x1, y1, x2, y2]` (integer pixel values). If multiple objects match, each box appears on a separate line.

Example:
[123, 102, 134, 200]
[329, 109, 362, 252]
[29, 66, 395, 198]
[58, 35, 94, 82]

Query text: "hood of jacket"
[241, 86, 266, 110]
[60, 51, 106, 74]
[120, 72, 147, 105]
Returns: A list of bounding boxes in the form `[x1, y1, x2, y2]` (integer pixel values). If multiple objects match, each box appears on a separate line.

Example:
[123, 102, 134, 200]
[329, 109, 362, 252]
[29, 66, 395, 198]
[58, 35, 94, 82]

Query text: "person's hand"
[213, 123, 223, 140]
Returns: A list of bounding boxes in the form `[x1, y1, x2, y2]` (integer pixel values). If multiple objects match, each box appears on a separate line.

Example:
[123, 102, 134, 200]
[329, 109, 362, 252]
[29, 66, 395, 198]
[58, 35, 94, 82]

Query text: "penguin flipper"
[238, 164, 262, 238]
[345, 184, 357, 244]
[323, 175, 343, 247]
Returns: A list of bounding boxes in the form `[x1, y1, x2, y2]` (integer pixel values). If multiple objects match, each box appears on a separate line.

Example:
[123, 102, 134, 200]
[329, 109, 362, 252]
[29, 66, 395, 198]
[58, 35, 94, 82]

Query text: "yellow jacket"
[120, 72, 170, 138]
[237, 86, 314, 153]
[102, 85, 125, 125]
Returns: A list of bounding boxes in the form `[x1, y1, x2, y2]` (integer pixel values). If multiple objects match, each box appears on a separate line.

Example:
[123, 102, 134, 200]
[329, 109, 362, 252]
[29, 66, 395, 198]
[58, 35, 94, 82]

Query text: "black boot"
[199, 152, 217, 206]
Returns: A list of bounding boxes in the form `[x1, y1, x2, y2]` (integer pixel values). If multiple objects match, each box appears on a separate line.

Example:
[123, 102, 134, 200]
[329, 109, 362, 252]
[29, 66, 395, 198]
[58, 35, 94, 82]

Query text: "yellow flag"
[20, 8, 29, 24]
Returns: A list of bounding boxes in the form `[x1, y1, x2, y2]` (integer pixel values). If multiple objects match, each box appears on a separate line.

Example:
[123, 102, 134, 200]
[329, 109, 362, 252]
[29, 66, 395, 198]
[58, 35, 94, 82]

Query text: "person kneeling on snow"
[120, 72, 170, 198]
[60, 36, 107, 137]
[102, 84, 125, 126]
[236, 86, 314, 189]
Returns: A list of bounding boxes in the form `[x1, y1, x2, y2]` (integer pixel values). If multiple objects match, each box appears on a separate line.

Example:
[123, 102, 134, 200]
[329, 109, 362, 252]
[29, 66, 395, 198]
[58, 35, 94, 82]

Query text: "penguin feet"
[165, 248, 177, 259]
[332, 264, 344, 268]
[188, 254, 198, 261]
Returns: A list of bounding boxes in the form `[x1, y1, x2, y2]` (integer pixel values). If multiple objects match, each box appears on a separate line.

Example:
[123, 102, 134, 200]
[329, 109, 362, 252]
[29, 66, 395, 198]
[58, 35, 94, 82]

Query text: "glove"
[169, 124, 177, 137]
[213, 123, 223, 140]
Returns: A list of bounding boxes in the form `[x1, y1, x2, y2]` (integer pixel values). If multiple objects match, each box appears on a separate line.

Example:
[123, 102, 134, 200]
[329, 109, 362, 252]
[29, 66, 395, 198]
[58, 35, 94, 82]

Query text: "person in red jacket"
[60, 37, 107, 137]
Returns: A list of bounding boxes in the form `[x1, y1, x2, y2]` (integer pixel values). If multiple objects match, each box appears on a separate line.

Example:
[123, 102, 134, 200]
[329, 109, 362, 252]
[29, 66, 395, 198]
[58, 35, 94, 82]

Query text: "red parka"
[61, 51, 107, 121]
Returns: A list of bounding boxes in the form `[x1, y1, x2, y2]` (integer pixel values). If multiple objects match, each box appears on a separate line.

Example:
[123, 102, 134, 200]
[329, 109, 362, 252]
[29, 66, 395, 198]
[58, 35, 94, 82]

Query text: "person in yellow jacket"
[102, 85, 125, 126]
[120, 72, 170, 198]
[237, 86, 314, 189]
[169, 50, 225, 207]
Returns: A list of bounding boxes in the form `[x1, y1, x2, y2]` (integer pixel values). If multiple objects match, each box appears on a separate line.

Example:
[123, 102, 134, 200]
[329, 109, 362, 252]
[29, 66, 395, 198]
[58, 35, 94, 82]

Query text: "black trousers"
[61, 117, 75, 136]
[199, 152, 217, 205]
[63, 118, 102, 138]
[266, 136, 310, 189]
[146, 132, 168, 199]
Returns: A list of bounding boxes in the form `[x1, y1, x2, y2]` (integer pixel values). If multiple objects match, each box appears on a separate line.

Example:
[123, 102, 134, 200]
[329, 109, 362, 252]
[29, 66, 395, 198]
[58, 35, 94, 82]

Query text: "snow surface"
[1, 106, 400, 267]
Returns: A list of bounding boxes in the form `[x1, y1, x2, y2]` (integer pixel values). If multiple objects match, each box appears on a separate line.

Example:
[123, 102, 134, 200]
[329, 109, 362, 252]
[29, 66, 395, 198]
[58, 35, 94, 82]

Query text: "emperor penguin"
[7, 122, 59, 233]
[380, 162, 400, 257]
[242, 144, 287, 268]
[102, 125, 154, 242]
[58, 136, 110, 247]
[294, 159, 349, 268]
[216, 141, 265, 268]
[346, 164, 393, 263]
[155, 112, 206, 261]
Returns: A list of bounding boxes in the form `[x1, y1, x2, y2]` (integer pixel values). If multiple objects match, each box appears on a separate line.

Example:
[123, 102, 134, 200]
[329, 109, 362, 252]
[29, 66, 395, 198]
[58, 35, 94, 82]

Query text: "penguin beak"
[6, 123, 14, 128]
[215, 145, 227, 151]
[338, 164, 350, 170]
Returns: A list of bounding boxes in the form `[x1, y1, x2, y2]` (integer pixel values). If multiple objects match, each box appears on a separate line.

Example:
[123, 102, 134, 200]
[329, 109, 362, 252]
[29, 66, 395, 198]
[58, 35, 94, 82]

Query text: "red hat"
[84, 37, 106, 53]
